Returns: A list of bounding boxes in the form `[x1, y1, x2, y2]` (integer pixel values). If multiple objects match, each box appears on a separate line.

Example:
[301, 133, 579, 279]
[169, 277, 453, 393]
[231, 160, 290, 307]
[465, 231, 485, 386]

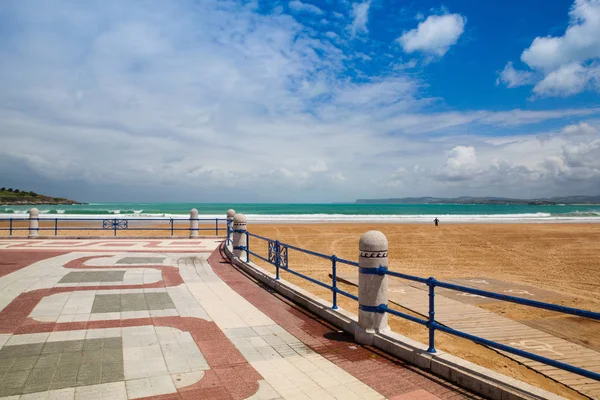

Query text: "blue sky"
[1, 0, 600, 202]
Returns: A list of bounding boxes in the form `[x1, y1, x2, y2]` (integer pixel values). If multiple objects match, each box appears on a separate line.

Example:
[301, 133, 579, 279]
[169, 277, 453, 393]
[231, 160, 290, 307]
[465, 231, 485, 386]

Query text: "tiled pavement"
[0, 240, 479, 399]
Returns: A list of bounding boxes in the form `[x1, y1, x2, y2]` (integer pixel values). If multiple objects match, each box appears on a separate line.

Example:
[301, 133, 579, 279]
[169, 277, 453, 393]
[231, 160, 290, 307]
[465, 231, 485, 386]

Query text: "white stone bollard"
[226, 209, 236, 243]
[28, 208, 39, 238]
[355, 230, 389, 345]
[189, 208, 199, 238]
[232, 213, 247, 261]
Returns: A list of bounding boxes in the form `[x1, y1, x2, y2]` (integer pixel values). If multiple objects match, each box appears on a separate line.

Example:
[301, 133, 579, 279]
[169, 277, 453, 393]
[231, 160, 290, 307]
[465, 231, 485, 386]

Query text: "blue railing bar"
[284, 267, 334, 291]
[385, 270, 430, 284]
[282, 242, 332, 260]
[380, 304, 429, 326]
[247, 250, 270, 264]
[247, 232, 274, 241]
[335, 257, 359, 267]
[436, 324, 600, 381]
[335, 288, 358, 301]
[434, 281, 600, 320]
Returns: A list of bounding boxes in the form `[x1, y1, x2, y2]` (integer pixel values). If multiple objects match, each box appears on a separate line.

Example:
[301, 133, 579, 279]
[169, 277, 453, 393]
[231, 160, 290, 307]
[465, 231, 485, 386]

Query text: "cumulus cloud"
[288, 1, 323, 15]
[496, 62, 535, 87]
[349, 1, 371, 36]
[561, 121, 599, 135]
[499, 0, 600, 97]
[398, 13, 466, 57]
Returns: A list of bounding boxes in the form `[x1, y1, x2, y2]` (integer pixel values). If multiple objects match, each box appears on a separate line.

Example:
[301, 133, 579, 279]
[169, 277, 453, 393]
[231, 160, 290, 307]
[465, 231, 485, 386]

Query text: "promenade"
[0, 239, 476, 399]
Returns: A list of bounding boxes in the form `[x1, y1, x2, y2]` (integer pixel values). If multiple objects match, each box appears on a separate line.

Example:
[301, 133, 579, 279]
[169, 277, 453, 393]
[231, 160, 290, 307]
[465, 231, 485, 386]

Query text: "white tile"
[6, 332, 49, 345]
[47, 388, 76, 400]
[149, 375, 176, 396]
[126, 378, 153, 399]
[19, 392, 50, 400]
[75, 382, 127, 400]
[171, 371, 205, 388]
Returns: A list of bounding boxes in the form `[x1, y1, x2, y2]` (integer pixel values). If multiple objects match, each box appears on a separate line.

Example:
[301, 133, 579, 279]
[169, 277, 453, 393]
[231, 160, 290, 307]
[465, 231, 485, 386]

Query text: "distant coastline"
[0, 187, 80, 206]
[355, 195, 600, 205]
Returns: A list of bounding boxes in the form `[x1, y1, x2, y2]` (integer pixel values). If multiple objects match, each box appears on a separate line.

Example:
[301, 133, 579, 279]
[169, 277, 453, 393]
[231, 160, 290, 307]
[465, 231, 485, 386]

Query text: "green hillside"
[0, 187, 80, 205]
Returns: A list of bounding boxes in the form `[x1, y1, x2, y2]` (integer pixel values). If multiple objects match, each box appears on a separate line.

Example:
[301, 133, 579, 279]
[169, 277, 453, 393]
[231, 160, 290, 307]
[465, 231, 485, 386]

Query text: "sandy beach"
[1, 222, 599, 397]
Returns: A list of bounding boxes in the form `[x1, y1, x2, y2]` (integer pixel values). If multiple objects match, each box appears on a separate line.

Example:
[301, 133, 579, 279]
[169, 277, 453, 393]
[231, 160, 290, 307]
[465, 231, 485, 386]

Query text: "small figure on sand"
[434, 217, 439, 227]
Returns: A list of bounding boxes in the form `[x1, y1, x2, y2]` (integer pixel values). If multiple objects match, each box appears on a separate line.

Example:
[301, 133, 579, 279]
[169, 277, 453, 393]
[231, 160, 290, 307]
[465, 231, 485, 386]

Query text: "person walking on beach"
[434, 217, 439, 227]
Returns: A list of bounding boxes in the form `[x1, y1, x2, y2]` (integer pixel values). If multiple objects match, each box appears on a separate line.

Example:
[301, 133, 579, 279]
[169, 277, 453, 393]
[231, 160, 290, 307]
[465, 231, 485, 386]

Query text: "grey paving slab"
[116, 257, 165, 264]
[91, 293, 176, 313]
[59, 271, 126, 283]
[0, 337, 124, 396]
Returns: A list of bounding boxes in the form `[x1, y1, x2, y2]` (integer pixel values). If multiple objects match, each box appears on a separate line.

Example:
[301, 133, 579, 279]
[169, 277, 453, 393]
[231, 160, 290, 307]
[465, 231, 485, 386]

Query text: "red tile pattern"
[209, 245, 478, 399]
[0, 250, 67, 278]
[0, 251, 262, 399]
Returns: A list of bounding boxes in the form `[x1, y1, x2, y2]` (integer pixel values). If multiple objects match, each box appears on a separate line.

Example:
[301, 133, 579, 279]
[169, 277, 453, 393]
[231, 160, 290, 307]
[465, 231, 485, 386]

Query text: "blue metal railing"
[0, 217, 227, 237]
[238, 230, 600, 382]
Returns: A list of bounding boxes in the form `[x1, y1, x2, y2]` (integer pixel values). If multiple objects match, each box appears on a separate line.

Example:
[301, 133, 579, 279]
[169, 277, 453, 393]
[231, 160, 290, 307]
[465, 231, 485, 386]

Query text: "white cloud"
[441, 146, 478, 180]
[562, 121, 599, 135]
[533, 62, 600, 97]
[349, 1, 371, 36]
[288, 1, 323, 15]
[398, 13, 466, 57]
[496, 62, 535, 87]
[309, 160, 328, 172]
[500, 0, 600, 97]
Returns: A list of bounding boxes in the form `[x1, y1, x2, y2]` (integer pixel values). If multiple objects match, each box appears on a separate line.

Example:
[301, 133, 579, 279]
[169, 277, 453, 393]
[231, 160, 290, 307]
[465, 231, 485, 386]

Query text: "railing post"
[9, 218, 13, 236]
[170, 217, 174, 237]
[246, 231, 250, 262]
[215, 218, 218, 236]
[226, 209, 235, 245]
[427, 277, 437, 353]
[113, 218, 117, 237]
[331, 255, 338, 310]
[355, 230, 389, 345]
[232, 213, 247, 261]
[54, 218, 58, 236]
[189, 208, 198, 238]
[275, 240, 281, 280]
[28, 208, 39, 239]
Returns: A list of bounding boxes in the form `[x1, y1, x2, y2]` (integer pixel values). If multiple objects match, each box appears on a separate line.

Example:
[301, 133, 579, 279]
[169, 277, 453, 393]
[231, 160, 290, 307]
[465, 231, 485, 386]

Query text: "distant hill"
[355, 195, 600, 205]
[0, 187, 80, 205]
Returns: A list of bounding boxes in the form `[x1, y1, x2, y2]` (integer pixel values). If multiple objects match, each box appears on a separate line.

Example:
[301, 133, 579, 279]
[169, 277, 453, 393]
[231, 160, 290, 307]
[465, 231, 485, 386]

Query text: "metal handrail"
[0, 216, 227, 236]
[238, 229, 600, 382]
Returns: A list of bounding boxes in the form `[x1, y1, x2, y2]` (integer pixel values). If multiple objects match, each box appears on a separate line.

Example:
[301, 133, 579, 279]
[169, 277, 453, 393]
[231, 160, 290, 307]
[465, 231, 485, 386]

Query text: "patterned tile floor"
[0, 239, 479, 399]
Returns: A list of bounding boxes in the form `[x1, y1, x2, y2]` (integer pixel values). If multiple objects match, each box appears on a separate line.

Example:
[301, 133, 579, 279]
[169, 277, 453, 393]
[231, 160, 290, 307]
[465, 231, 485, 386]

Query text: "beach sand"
[1, 222, 598, 397]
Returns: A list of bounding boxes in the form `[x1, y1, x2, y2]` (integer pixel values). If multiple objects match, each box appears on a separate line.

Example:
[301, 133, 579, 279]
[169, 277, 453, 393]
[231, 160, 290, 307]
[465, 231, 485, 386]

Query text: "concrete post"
[232, 213, 247, 260]
[189, 208, 198, 238]
[355, 230, 389, 345]
[28, 208, 39, 238]
[226, 209, 236, 243]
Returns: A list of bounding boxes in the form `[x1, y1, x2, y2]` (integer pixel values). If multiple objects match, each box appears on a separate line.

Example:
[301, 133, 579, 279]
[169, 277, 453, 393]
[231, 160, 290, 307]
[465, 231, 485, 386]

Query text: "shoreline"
[2, 214, 600, 224]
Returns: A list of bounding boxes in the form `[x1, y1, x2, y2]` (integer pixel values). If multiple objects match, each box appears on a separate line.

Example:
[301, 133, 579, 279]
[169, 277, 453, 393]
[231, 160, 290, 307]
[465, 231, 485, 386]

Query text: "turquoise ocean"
[2, 202, 600, 222]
